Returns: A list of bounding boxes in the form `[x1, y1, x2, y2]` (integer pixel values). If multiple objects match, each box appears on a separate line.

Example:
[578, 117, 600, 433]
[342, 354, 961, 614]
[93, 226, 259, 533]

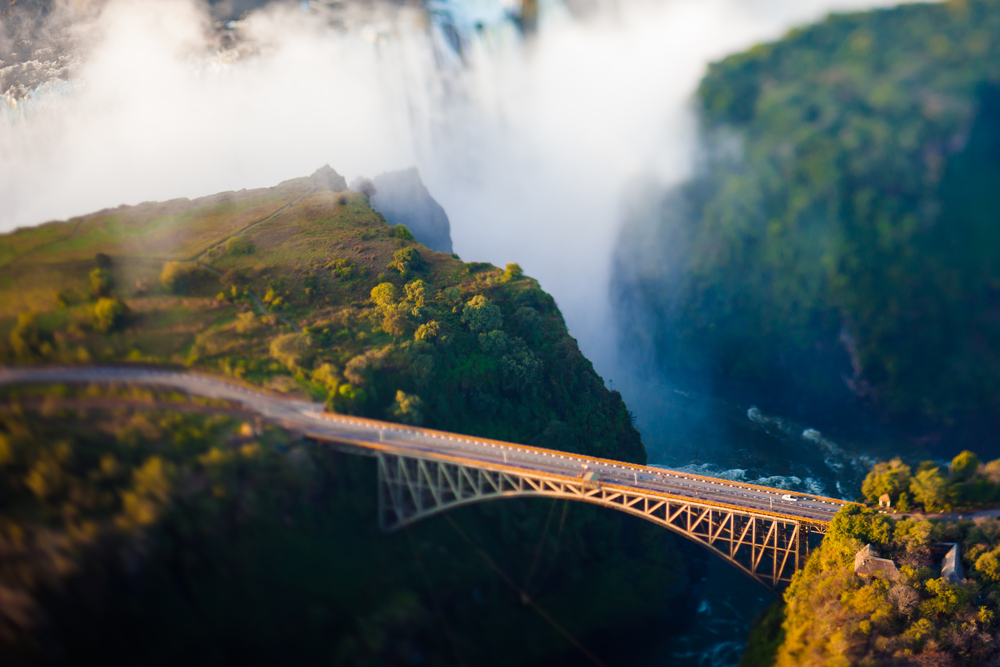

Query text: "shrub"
[387, 390, 423, 425]
[381, 308, 411, 338]
[328, 259, 356, 280]
[90, 268, 113, 298]
[910, 467, 951, 512]
[951, 451, 981, 480]
[404, 279, 428, 307]
[160, 262, 194, 294]
[501, 262, 524, 282]
[92, 298, 129, 333]
[388, 247, 425, 278]
[268, 333, 314, 370]
[370, 283, 398, 311]
[9, 312, 41, 358]
[393, 225, 415, 241]
[354, 178, 376, 198]
[462, 295, 502, 333]
[415, 321, 441, 343]
[225, 236, 255, 256]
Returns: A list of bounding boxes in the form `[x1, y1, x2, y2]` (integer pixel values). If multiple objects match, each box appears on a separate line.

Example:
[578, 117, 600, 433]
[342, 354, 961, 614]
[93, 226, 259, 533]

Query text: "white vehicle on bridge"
[781, 494, 799, 502]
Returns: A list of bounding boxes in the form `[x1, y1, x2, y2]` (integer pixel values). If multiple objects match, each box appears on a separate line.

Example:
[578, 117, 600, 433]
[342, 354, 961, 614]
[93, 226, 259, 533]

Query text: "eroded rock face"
[368, 167, 453, 254]
[311, 165, 348, 191]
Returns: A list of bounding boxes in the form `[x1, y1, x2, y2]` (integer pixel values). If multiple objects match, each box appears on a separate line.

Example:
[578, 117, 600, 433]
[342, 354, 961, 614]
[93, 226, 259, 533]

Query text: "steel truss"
[377, 452, 825, 590]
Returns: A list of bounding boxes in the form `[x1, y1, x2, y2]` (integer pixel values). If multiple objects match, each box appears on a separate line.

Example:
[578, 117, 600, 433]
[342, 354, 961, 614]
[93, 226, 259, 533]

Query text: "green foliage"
[910, 467, 951, 513]
[461, 295, 503, 333]
[0, 164, 656, 664]
[414, 320, 441, 343]
[387, 390, 423, 425]
[89, 268, 113, 298]
[387, 247, 425, 278]
[861, 457, 911, 504]
[9, 312, 42, 359]
[268, 332, 314, 370]
[404, 279, 428, 308]
[91, 297, 129, 333]
[975, 546, 1000, 582]
[392, 224, 415, 241]
[327, 258, 356, 280]
[500, 262, 524, 282]
[370, 282, 397, 311]
[158, 261, 193, 294]
[952, 450, 982, 480]
[625, 0, 1000, 418]
[225, 235, 255, 256]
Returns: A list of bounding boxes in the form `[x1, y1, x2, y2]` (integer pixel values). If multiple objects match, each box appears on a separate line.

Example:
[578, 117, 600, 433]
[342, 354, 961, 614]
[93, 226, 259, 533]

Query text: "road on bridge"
[0, 366, 849, 524]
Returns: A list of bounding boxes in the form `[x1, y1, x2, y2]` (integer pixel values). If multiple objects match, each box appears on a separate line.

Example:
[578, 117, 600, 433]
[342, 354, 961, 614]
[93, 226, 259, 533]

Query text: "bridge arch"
[376, 452, 823, 590]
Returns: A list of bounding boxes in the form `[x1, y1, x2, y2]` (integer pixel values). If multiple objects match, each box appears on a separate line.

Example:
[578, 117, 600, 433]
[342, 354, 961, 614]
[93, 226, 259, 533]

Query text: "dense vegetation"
[0, 170, 695, 664]
[863, 450, 1000, 513]
[743, 505, 1000, 667]
[616, 0, 1000, 422]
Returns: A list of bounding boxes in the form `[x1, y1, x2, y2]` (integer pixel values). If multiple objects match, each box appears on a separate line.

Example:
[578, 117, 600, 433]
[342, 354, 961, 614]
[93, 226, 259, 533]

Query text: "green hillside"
[0, 168, 695, 664]
[617, 0, 1000, 421]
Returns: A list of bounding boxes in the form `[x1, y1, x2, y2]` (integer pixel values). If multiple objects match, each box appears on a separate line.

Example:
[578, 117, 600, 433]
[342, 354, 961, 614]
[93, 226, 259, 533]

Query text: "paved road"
[0, 366, 849, 524]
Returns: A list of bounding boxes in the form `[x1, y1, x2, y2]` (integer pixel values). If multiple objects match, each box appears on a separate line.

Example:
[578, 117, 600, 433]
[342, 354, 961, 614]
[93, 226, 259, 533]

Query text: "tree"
[388, 247, 425, 278]
[861, 458, 912, 504]
[268, 333, 314, 370]
[9, 312, 41, 358]
[501, 262, 524, 282]
[910, 467, 951, 513]
[160, 262, 194, 293]
[462, 295, 503, 333]
[354, 178, 377, 198]
[92, 298, 129, 333]
[387, 390, 423, 425]
[404, 280, 428, 308]
[370, 283, 398, 311]
[951, 450, 981, 480]
[90, 268, 113, 298]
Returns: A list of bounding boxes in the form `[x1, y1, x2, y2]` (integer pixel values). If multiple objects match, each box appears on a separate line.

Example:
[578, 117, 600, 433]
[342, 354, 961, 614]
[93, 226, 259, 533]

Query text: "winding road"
[0, 365, 849, 524]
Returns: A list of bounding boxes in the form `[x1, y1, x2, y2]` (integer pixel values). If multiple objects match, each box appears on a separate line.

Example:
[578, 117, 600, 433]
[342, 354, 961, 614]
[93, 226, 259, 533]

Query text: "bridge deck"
[0, 365, 849, 525]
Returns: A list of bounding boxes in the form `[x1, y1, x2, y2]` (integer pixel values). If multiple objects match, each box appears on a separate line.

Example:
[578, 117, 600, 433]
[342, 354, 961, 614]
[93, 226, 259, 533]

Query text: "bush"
[92, 298, 129, 333]
[225, 236, 255, 256]
[90, 268, 113, 298]
[387, 247, 425, 278]
[392, 225, 415, 241]
[500, 262, 523, 282]
[370, 283, 397, 311]
[268, 333, 314, 370]
[159, 262, 194, 294]
[461, 295, 502, 333]
[387, 390, 423, 425]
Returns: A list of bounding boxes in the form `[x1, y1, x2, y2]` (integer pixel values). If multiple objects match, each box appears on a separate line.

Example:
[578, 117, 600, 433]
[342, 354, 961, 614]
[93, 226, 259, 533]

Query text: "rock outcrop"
[365, 168, 453, 253]
[311, 165, 348, 191]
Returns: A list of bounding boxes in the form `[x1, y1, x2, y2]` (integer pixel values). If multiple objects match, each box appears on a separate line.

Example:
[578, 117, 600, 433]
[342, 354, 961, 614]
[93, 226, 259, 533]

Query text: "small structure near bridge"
[855, 544, 900, 580]
[938, 543, 964, 584]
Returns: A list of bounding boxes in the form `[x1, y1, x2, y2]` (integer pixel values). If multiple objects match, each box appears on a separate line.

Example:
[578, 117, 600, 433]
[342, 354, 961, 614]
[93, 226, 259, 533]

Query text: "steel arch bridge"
[375, 451, 827, 591]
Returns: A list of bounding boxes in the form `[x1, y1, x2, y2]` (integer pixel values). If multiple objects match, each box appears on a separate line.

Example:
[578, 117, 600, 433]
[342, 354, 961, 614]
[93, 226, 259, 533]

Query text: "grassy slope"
[0, 170, 696, 665]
